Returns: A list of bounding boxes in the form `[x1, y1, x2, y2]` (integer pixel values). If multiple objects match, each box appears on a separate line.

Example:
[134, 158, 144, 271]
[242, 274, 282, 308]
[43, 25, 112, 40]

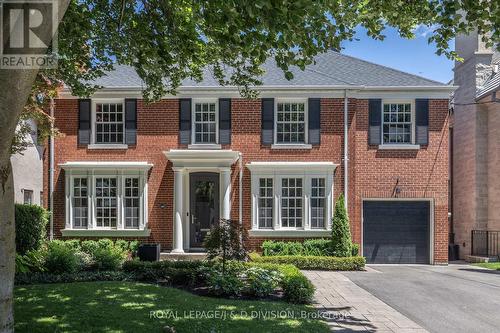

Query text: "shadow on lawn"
[15, 281, 329, 333]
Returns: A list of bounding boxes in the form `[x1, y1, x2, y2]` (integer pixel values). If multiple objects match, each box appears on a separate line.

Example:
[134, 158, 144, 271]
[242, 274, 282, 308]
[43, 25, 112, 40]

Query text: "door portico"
[165, 149, 240, 253]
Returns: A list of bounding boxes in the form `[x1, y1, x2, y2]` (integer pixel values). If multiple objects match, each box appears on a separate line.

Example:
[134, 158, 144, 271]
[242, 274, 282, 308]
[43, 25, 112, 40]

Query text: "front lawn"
[473, 262, 500, 270]
[15, 281, 329, 333]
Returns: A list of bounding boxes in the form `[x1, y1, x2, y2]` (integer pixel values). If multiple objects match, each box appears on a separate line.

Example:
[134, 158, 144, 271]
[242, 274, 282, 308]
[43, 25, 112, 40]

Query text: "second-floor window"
[275, 101, 306, 144]
[382, 102, 412, 144]
[193, 101, 218, 144]
[95, 102, 124, 144]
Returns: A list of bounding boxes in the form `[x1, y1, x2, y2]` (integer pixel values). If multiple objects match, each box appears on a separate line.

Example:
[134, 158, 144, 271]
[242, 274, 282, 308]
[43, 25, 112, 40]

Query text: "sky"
[340, 26, 454, 84]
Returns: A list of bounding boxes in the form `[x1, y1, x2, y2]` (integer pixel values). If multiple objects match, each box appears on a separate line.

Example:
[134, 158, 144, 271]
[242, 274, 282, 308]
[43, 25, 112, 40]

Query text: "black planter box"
[138, 244, 161, 262]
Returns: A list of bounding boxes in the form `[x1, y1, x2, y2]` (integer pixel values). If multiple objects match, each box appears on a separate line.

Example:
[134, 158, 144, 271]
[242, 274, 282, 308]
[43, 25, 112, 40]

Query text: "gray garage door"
[363, 201, 430, 264]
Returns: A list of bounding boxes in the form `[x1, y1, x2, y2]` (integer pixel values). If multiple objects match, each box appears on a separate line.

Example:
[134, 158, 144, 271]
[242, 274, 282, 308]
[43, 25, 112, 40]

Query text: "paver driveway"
[343, 264, 500, 333]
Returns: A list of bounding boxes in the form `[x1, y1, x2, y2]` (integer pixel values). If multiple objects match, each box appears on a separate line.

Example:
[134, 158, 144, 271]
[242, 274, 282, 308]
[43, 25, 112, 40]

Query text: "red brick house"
[45, 51, 452, 264]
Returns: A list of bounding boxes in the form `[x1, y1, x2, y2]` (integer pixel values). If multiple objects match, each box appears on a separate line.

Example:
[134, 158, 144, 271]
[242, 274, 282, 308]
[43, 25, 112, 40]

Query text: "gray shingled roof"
[476, 71, 500, 99]
[90, 50, 447, 89]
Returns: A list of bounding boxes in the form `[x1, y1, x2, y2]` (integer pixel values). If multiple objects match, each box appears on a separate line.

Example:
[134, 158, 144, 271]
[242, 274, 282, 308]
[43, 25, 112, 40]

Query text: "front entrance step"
[466, 255, 499, 263]
[160, 252, 207, 261]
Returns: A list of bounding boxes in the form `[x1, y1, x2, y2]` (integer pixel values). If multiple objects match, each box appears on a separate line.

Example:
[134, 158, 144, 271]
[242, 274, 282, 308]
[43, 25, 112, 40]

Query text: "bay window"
[61, 162, 151, 235]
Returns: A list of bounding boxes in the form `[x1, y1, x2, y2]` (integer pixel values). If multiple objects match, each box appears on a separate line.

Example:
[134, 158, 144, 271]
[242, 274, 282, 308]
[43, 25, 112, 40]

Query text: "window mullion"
[274, 176, 281, 230]
[304, 176, 311, 230]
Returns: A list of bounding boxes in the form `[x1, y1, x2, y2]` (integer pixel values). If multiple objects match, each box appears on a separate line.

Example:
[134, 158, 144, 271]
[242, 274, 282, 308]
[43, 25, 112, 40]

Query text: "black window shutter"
[78, 99, 91, 145]
[308, 98, 321, 145]
[261, 98, 274, 145]
[368, 99, 382, 145]
[125, 98, 137, 145]
[179, 98, 192, 144]
[415, 99, 429, 145]
[219, 98, 231, 144]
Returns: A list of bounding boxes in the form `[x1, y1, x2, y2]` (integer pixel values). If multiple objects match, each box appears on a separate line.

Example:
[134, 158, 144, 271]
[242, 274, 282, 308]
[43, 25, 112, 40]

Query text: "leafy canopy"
[18, 0, 499, 152]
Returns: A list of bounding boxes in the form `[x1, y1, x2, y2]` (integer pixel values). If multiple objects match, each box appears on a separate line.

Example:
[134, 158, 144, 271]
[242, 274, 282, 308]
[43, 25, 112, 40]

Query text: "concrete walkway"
[303, 270, 428, 332]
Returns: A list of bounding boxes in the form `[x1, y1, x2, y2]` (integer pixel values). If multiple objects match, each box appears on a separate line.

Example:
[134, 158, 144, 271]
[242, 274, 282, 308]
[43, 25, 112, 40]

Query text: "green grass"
[15, 281, 329, 333]
[474, 262, 500, 270]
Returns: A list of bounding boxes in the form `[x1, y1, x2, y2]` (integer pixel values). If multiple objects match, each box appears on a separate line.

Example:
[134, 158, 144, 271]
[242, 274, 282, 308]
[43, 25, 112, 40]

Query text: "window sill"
[271, 144, 312, 150]
[188, 144, 222, 150]
[61, 229, 151, 237]
[378, 144, 420, 150]
[87, 144, 128, 150]
[248, 229, 330, 237]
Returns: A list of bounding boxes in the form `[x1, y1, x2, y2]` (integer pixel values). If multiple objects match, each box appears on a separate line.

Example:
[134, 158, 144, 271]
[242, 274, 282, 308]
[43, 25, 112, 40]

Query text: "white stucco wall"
[10, 119, 44, 205]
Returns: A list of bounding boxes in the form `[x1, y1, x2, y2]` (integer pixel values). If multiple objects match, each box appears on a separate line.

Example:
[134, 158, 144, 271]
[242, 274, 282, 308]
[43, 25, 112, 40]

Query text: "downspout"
[49, 97, 55, 240]
[238, 152, 243, 226]
[343, 90, 349, 209]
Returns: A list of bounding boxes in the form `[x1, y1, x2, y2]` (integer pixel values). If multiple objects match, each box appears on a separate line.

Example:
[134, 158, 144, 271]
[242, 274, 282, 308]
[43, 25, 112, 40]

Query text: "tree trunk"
[0, 1, 69, 331]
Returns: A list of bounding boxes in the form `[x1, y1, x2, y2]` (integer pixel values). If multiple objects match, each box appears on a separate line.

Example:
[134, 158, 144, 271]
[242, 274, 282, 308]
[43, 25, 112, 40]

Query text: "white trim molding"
[378, 144, 420, 150]
[165, 149, 240, 169]
[61, 229, 151, 237]
[60, 161, 153, 170]
[247, 161, 338, 234]
[249, 230, 332, 237]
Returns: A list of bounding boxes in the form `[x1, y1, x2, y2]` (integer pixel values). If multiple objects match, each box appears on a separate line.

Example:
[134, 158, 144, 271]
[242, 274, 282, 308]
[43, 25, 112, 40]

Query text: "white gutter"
[49, 97, 55, 240]
[343, 90, 349, 210]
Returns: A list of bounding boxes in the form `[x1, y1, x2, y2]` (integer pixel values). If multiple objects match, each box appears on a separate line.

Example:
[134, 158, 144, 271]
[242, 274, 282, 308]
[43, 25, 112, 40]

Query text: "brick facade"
[46, 96, 449, 263]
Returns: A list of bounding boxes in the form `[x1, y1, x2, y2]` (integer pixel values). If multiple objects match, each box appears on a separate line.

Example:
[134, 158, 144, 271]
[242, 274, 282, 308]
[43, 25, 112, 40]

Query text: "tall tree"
[1, 1, 499, 331]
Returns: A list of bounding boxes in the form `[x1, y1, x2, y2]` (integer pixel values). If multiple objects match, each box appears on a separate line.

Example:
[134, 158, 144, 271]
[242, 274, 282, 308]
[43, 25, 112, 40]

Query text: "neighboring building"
[11, 119, 44, 206]
[45, 51, 452, 264]
[452, 32, 500, 259]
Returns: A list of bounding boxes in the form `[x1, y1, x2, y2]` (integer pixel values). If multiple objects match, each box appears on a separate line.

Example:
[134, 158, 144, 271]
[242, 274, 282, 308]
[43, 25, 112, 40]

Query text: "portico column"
[220, 168, 231, 220]
[172, 167, 185, 253]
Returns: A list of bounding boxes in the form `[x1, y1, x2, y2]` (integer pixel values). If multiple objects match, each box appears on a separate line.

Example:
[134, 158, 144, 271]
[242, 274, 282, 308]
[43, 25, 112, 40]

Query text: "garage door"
[363, 201, 430, 264]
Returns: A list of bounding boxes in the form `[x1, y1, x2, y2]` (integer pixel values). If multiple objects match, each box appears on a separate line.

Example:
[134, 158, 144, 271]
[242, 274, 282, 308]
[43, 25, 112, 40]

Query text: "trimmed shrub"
[15, 271, 129, 285]
[15, 204, 49, 254]
[122, 260, 206, 285]
[44, 241, 79, 274]
[251, 254, 366, 271]
[92, 246, 126, 271]
[261, 239, 333, 257]
[81, 240, 99, 254]
[303, 239, 333, 256]
[331, 194, 352, 257]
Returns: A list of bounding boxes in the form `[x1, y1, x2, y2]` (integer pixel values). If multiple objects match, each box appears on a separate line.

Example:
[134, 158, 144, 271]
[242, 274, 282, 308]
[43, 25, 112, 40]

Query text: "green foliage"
[14, 204, 48, 255]
[247, 262, 315, 304]
[331, 194, 352, 257]
[92, 246, 127, 271]
[351, 243, 360, 256]
[15, 250, 47, 274]
[206, 271, 245, 297]
[80, 240, 99, 254]
[122, 260, 206, 285]
[204, 219, 247, 273]
[244, 266, 282, 297]
[251, 254, 366, 271]
[15, 271, 130, 285]
[262, 239, 333, 257]
[44, 241, 79, 274]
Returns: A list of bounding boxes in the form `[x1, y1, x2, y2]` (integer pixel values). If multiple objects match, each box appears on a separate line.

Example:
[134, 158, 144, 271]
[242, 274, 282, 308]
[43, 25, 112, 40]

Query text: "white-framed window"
[23, 189, 33, 204]
[72, 178, 88, 228]
[311, 178, 326, 228]
[95, 177, 118, 228]
[192, 100, 218, 144]
[66, 169, 147, 230]
[124, 177, 140, 229]
[382, 100, 414, 144]
[281, 178, 303, 228]
[93, 100, 125, 144]
[275, 99, 307, 144]
[258, 178, 273, 229]
[250, 163, 335, 231]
